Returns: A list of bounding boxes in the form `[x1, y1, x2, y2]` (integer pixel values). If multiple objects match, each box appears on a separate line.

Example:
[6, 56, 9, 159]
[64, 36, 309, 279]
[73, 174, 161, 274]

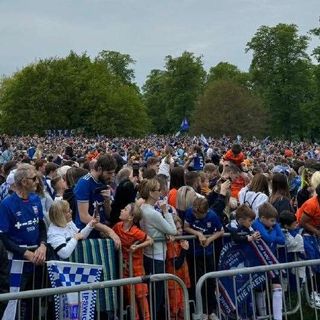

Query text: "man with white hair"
[0, 163, 47, 262]
[0, 164, 47, 317]
[0, 164, 47, 264]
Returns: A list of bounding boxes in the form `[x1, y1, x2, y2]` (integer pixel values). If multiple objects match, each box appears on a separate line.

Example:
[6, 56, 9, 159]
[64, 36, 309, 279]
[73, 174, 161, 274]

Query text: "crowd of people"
[0, 133, 320, 319]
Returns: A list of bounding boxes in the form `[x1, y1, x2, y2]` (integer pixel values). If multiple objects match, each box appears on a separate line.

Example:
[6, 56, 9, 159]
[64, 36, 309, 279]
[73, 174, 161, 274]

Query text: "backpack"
[243, 189, 261, 210]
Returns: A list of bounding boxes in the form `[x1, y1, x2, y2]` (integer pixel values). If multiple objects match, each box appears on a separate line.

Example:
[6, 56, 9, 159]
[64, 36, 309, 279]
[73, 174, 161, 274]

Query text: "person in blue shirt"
[228, 204, 261, 243]
[0, 164, 47, 319]
[74, 154, 121, 248]
[184, 197, 224, 320]
[143, 148, 154, 161]
[252, 202, 285, 320]
[0, 164, 47, 262]
[184, 145, 205, 172]
[0, 239, 9, 319]
[252, 203, 285, 253]
[27, 146, 36, 159]
[226, 205, 261, 319]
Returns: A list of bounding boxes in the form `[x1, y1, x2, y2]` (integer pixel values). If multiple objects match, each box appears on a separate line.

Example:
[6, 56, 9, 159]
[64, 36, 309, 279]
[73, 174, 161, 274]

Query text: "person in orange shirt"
[284, 149, 294, 158]
[296, 185, 320, 236]
[86, 149, 100, 162]
[113, 203, 153, 320]
[221, 162, 248, 200]
[168, 166, 185, 209]
[223, 144, 245, 168]
[166, 216, 190, 320]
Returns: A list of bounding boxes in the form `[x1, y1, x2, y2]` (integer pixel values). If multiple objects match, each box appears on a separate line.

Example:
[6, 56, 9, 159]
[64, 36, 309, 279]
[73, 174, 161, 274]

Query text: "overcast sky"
[0, 0, 319, 87]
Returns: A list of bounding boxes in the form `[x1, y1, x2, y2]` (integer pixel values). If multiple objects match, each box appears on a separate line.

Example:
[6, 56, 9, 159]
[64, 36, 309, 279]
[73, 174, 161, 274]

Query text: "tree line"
[0, 23, 320, 139]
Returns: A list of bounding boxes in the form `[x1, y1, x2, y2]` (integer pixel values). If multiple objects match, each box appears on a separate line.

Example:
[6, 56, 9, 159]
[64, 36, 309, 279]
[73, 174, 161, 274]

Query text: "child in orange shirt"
[166, 216, 191, 320]
[113, 203, 153, 320]
[223, 144, 245, 167]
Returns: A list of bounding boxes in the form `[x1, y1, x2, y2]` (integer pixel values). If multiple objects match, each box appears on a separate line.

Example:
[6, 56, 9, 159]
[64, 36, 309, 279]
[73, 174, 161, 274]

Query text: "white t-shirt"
[47, 221, 93, 259]
[158, 156, 174, 178]
[238, 186, 269, 217]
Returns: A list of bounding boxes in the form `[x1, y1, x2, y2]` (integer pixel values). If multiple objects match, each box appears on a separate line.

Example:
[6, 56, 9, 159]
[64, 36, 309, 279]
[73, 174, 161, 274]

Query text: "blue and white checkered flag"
[47, 261, 102, 320]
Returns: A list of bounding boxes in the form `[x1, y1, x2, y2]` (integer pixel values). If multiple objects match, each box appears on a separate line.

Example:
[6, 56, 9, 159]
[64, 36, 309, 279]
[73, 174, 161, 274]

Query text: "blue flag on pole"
[180, 118, 190, 131]
[200, 134, 209, 147]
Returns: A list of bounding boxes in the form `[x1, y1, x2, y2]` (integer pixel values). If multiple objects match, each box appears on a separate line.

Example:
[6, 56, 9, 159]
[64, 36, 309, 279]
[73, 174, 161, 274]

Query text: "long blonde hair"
[49, 200, 70, 228]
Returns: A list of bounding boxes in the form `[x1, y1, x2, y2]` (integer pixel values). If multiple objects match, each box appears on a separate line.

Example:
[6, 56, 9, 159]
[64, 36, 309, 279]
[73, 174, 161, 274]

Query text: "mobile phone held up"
[132, 163, 140, 177]
[94, 185, 109, 194]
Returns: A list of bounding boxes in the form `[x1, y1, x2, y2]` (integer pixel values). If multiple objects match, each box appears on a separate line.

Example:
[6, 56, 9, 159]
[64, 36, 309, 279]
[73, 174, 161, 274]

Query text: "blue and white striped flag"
[200, 134, 209, 147]
[47, 261, 102, 320]
[2, 253, 25, 320]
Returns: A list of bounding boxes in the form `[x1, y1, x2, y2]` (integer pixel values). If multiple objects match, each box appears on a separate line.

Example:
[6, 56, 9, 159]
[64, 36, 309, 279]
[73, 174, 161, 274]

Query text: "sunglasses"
[26, 176, 38, 182]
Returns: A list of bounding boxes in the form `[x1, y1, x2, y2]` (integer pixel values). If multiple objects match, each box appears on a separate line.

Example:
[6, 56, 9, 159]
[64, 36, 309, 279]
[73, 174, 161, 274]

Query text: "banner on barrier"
[218, 239, 281, 318]
[47, 260, 102, 320]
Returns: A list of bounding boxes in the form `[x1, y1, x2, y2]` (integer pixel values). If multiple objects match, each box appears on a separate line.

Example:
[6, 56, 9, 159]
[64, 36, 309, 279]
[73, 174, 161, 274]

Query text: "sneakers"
[310, 291, 320, 308]
[209, 313, 219, 320]
[202, 312, 219, 320]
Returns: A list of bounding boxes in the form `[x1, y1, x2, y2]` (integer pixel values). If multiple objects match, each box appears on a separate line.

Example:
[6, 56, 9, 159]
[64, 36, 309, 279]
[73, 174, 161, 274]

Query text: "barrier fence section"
[192, 259, 320, 320]
[4, 235, 320, 319]
[123, 233, 234, 318]
[125, 235, 320, 320]
[0, 273, 190, 320]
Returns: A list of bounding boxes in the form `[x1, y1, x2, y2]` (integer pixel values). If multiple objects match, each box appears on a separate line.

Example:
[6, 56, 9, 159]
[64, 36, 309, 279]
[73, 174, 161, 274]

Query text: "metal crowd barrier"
[0, 273, 190, 320]
[5, 235, 320, 319]
[192, 259, 320, 320]
[3, 257, 51, 320]
[120, 233, 232, 318]
[120, 234, 320, 320]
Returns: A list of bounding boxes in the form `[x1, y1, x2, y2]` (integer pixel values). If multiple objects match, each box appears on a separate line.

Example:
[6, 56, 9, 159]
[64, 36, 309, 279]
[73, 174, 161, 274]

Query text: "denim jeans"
[144, 255, 165, 319]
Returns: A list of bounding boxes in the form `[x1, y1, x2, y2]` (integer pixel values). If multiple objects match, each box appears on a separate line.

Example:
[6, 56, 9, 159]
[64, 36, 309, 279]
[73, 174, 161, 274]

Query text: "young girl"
[51, 175, 67, 201]
[47, 200, 98, 260]
[113, 203, 153, 320]
[166, 216, 190, 320]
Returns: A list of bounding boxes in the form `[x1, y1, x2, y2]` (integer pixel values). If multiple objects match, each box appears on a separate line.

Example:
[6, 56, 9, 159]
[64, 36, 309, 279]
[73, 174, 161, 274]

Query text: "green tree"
[143, 52, 206, 133]
[0, 51, 150, 136]
[164, 52, 206, 132]
[191, 80, 268, 137]
[304, 28, 320, 140]
[95, 50, 136, 86]
[142, 69, 169, 133]
[246, 23, 313, 137]
[207, 62, 250, 87]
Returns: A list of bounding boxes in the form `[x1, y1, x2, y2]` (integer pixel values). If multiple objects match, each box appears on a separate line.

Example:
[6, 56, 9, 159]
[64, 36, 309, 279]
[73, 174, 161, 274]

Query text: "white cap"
[57, 165, 71, 178]
[6, 169, 16, 186]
